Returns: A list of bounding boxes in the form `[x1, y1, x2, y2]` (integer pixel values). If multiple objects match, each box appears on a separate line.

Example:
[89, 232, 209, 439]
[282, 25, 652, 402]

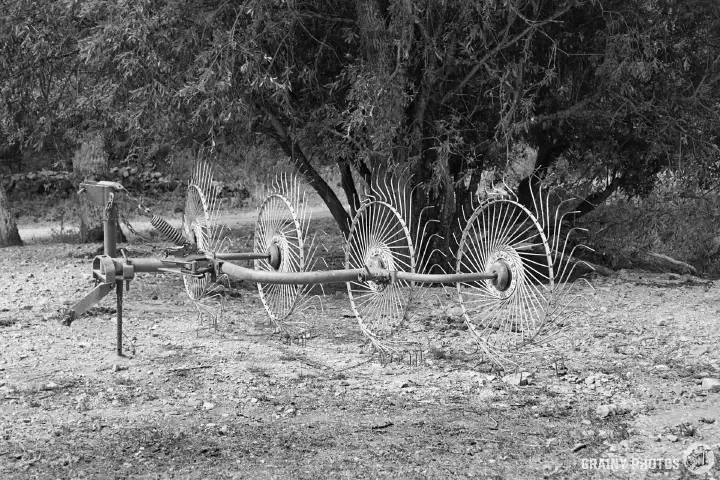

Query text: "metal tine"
[414, 207, 441, 276]
[554, 231, 594, 284]
[475, 338, 518, 371]
[548, 200, 578, 260]
[533, 298, 585, 343]
[292, 230, 329, 341]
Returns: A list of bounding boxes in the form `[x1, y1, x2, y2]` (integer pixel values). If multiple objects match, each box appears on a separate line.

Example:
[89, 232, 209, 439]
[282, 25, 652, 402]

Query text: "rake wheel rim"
[254, 193, 304, 323]
[456, 197, 554, 351]
[346, 200, 415, 340]
[183, 183, 212, 300]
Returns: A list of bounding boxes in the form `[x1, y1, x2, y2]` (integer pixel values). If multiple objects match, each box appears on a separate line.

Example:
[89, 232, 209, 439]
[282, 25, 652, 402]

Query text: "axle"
[89, 254, 505, 287]
[216, 259, 501, 285]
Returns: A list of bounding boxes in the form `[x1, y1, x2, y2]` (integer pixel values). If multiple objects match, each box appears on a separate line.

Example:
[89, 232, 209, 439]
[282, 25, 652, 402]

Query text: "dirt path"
[16, 206, 337, 243]
[0, 242, 719, 479]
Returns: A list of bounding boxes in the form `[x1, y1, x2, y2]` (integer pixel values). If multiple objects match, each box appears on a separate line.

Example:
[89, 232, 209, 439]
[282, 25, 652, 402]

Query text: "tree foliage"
[1, 0, 719, 243]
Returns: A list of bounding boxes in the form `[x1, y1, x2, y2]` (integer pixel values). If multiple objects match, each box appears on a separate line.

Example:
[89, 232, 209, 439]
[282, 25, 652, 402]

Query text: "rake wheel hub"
[267, 242, 282, 271]
[366, 254, 385, 270]
[365, 249, 391, 291]
[488, 259, 512, 293]
[484, 248, 520, 299]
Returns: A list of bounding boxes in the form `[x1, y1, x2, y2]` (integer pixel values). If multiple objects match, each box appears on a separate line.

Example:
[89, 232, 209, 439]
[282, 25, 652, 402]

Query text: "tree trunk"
[286, 141, 351, 237]
[0, 186, 22, 247]
[516, 135, 567, 210]
[260, 104, 352, 237]
[338, 159, 361, 219]
[568, 174, 624, 222]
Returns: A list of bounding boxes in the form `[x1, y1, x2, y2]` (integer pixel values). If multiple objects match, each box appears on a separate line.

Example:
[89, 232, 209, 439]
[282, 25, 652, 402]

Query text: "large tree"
[0, 0, 83, 245]
[69, 0, 591, 237]
[515, 0, 720, 217]
[0, 185, 21, 246]
[2, 0, 718, 249]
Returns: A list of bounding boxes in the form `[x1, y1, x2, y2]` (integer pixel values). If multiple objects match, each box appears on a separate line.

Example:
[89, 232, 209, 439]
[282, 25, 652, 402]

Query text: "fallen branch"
[276, 347, 328, 370]
[575, 258, 614, 276]
[478, 437, 501, 443]
[635, 252, 698, 275]
[371, 421, 394, 430]
[166, 365, 213, 373]
[618, 270, 713, 288]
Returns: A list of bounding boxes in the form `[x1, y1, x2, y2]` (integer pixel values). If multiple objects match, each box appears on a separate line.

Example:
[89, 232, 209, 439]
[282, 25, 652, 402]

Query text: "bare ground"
[1, 230, 719, 479]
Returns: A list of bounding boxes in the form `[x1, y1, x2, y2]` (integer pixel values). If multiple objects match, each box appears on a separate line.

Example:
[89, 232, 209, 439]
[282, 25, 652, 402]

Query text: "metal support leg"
[116, 280, 123, 356]
[62, 282, 115, 325]
[104, 204, 118, 258]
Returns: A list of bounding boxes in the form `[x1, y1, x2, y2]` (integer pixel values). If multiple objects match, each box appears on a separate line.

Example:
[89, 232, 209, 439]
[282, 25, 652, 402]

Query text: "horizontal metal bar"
[218, 261, 497, 285]
[95, 257, 186, 275]
[101, 255, 267, 275]
[218, 261, 365, 284]
[396, 271, 497, 283]
[97, 255, 498, 285]
[129, 258, 173, 273]
[214, 252, 270, 261]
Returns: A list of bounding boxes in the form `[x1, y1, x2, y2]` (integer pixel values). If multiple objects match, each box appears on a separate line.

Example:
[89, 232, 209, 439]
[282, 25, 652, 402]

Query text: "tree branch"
[439, 5, 572, 107]
[259, 103, 351, 236]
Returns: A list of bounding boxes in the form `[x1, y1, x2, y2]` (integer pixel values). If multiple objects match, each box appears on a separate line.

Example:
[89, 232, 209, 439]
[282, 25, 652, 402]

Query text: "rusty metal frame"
[64, 180, 509, 356]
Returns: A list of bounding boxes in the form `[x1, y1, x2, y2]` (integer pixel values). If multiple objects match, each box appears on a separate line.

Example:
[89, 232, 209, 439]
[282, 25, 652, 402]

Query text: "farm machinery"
[61, 160, 589, 365]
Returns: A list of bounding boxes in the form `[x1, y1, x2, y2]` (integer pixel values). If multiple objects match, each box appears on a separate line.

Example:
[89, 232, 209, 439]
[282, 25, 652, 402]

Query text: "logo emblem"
[683, 443, 715, 475]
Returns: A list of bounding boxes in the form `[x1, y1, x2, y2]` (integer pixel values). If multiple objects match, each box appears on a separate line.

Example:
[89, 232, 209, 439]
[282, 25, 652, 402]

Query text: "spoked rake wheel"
[254, 175, 311, 335]
[456, 196, 556, 354]
[183, 161, 226, 301]
[346, 198, 416, 353]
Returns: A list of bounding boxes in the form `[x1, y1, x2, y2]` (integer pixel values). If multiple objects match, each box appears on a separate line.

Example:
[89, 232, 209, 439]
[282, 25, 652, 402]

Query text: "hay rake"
[62, 161, 589, 365]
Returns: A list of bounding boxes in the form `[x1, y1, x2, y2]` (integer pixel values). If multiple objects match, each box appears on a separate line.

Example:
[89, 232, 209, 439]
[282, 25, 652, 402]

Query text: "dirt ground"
[1, 223, 719, 479]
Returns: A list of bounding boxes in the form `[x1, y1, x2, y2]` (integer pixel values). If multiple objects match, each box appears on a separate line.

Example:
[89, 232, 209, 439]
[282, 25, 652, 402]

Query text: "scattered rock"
[671, 422, 696, 437]
[392, 379, 414, 389]
[691, 346, 709, 357]
[571, 443, 587, 453]
[202, 401, 215, 410]
[700, 378, 720, 392]
[596, 404, 618, 418]
[502, 372, 533, 386]
[112, 363, 127, 372]
[666, 434, 679, 442]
